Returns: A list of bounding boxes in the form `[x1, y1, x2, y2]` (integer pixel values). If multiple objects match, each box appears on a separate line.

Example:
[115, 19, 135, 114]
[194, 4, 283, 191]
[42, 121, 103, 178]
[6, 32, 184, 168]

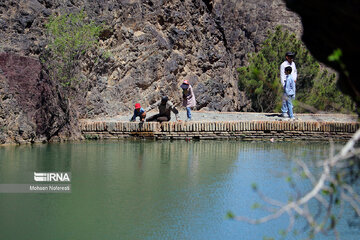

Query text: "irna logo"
[34, 172, 71, 182]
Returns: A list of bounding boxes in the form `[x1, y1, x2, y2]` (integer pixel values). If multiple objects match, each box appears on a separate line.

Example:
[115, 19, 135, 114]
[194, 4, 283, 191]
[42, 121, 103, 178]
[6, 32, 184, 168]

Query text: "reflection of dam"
[80, 120, 359, 141]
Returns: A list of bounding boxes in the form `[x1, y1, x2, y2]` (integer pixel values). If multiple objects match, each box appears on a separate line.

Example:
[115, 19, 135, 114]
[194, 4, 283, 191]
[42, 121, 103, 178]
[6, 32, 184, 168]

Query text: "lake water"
[0, 141, 359, 240]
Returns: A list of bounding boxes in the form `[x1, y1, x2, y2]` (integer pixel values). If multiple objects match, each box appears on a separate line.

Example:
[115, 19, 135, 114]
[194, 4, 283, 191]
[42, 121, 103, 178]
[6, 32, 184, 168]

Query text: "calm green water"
[0, 141, 359, 240]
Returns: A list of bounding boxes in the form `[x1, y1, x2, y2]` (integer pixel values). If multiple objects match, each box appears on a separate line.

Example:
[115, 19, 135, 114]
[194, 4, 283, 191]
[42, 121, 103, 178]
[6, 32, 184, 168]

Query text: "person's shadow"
[265, 113, 282, 118]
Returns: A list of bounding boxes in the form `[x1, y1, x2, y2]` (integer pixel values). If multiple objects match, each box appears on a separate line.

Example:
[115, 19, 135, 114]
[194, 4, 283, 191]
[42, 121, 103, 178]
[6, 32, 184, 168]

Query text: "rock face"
[0, 53, 43, 143]
[0, 53, 80, 144]
[80, 0, 301, 116]
[0, 0, 302, 143]
[284, 0, 360, 107]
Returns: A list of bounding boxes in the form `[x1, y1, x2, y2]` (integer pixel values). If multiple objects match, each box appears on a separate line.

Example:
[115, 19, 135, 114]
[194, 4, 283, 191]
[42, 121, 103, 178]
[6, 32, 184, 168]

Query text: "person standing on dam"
[284, 66, 296, 120]
[280, 51, 297, 117]
[180, 80, 196, 121]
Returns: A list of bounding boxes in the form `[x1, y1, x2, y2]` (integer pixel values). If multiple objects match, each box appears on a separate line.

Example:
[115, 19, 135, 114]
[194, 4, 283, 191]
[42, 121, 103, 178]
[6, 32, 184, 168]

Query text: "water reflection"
[0, 141, 357, 240]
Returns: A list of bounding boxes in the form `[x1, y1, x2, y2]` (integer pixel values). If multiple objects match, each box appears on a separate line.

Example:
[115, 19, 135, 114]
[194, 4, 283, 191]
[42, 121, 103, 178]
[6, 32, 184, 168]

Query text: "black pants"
[146, 114, 170, 122]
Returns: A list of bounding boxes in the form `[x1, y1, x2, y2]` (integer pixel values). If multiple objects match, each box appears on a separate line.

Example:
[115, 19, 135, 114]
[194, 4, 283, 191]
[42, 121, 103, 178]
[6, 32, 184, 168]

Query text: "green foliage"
[225, 211, 235, 219]
[84, 134, 100, 140]
[251, 202, 261, 209]
[251, 182, 258, 191]
[238, 26, 355, 113]
[328, 48, 342, 62]
[44, 10, 102, 87]
[328, 48, 350, 80]
[306, 70, 355, 112]
[262, 236, 275, 240]
[278, 229, 287, 237]
[102, 50, 113, 60]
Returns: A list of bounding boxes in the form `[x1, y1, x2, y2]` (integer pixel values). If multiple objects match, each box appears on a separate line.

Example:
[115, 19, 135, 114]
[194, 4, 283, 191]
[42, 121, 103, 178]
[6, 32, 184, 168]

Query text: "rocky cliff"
[0, 53, 81, 143]
[0, 0, 302, 143]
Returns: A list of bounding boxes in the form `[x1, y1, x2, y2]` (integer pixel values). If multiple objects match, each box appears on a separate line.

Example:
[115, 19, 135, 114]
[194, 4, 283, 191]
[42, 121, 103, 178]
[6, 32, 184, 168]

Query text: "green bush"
[238, 26, 355, 113]
[44, 10, 102, 87]
[305, 70, 355, 112]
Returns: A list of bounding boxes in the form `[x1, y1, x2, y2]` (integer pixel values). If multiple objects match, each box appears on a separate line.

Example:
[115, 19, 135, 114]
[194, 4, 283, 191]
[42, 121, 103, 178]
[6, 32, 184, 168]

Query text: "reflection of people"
[145, 96, 179, 122]
[180, 80, 196, 121]
[137, 143, 145, 170]
[130, 103, 146, 122]
[280, 52, 297, 117]
[284, 66, 296, 120]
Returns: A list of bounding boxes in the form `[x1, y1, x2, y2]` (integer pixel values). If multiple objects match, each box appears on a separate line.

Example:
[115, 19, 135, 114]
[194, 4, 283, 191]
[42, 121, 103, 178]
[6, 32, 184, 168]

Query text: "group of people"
[130, 80, 196, 123]
[130, 51, 297, 123]
[280, 51, 297, 120]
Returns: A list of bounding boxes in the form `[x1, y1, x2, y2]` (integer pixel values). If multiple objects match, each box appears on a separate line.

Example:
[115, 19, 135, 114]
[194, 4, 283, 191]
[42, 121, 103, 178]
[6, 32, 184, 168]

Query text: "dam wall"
[80, 120, 360, 141]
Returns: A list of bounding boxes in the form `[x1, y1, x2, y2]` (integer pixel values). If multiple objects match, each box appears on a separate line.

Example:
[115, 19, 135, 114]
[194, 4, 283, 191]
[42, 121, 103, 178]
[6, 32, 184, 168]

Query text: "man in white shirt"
[280, 52, 297, 117]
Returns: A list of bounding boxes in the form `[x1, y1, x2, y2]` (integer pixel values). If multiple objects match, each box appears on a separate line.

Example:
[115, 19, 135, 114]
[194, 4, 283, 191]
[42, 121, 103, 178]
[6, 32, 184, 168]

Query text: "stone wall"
[80, 120, 360, 141]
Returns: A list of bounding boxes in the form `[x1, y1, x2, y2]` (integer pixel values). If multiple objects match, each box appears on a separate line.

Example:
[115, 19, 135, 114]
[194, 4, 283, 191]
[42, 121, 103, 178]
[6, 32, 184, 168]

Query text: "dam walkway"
[80, 111, 359, 141]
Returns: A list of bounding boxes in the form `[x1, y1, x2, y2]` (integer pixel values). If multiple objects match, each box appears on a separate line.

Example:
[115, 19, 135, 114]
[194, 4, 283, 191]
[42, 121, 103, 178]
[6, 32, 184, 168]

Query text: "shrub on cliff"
[43, 10, 101, 88]
[238, 26, 355, 113]
[37, 11, 102, 140]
